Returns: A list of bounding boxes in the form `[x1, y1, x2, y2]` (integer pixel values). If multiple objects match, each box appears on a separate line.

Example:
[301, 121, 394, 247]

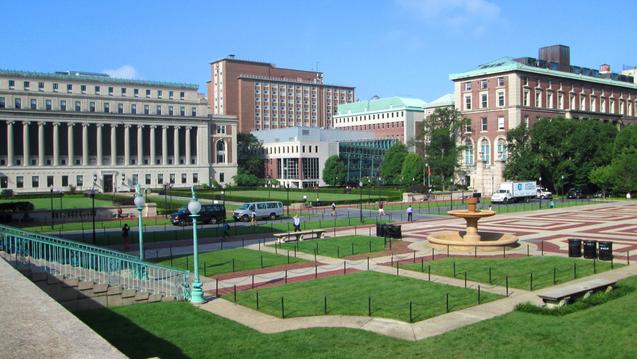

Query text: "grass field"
[0, 195, 114, 209]
[400, 256, 622, 290]
[173, 188, 394, 203]
[275, 235, 390, 258]
[153, 247, 306, 276]
[76, 275, 637, 359]
[231, 271, 499, 322]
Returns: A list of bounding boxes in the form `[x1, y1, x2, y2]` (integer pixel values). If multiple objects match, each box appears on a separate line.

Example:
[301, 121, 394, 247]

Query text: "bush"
[0, 189, 14, 198]
[0, 202, 34, 212]
[515, 285, 632, 316]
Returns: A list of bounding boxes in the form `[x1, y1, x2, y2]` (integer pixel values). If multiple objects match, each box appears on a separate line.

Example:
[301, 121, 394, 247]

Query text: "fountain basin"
[428, 230, 519, 251]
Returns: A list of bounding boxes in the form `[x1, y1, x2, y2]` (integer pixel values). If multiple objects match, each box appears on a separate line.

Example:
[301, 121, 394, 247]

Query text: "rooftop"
[238, 74, 354, 89]
[424, 93, 454, 108]
[336, 96, 427, 116]
[449, 57, 637, 90]
[0, 69, 199, 89]
[210, 55, 322, 75]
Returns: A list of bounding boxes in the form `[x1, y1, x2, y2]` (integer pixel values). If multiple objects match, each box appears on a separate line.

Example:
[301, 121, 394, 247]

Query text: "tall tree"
[322, 155, 346, 186]
[400, 153, 424, 185]
[503, 123, 539, 182]
[380, 143, 408, 185]
[237, 133, 265, 178]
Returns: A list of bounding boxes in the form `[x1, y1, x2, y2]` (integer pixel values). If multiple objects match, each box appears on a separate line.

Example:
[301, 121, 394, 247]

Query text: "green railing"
[0, 225, 190, 301]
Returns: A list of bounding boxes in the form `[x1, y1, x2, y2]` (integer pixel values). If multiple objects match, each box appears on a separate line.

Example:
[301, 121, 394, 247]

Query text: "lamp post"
[539, 176, 542, 209]
[302, 195, 307, 217]
[134, 184, 145, 260]
[450, 178, 454, 210]
[378, 177, 382, 203]
[50, 186, 54, 229]
[89, 188, 96, 244]
[285, 183, 290, 217]
[163, 183, 168, 218]
[359, 181, 363, 222]
[188, 186, 205, 304]
[267, 179, 271, 200]
[560, 175, 565, 200]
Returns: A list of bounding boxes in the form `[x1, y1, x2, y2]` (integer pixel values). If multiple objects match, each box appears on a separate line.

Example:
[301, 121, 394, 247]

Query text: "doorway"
[103, 174, 114, 193]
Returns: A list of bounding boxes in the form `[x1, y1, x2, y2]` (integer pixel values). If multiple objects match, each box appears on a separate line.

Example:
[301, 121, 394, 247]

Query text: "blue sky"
[3, 0, 636, 102]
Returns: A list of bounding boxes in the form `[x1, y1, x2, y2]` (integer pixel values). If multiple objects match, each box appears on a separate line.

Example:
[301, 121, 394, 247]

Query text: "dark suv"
[566, 188, 584, 199]
[170, 204, 226, 226]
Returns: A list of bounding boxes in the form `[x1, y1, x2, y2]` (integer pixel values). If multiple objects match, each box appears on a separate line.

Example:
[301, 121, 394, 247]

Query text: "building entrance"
[103, 175, 114, 193]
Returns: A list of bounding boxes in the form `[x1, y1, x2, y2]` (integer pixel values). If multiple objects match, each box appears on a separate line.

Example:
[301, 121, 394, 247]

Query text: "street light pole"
[359, 181, 363, 222]
[163, 183, 168, 218]
[188, 186, 205, 304]
[50, 186, 54, 229]
[134, 184, 145, 260]
[450, 178, 454, 211]
[286, 183, 290, 217]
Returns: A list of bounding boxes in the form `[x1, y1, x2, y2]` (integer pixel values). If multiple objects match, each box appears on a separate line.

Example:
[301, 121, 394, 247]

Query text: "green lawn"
[232, 271, 499, 322]
[0, 195, 114, 209]
[400, 256, 622, 290]
[275, 235, 390, 258]
[153, 247, 306, 276]
[176, 188, 392, 203]
[76, 275, 637, 359]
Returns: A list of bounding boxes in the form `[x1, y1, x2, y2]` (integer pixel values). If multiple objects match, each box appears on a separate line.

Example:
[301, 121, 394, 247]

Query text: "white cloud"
[395, 0, 501, 34]
[103, 65, 138, 79]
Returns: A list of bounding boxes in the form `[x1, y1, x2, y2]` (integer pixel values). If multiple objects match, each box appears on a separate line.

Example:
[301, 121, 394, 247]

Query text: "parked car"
[567, 188, 584, 199]
[233, 201, 284, 222]
[170, 204, 226, 226]
[536, 188, 553, 199]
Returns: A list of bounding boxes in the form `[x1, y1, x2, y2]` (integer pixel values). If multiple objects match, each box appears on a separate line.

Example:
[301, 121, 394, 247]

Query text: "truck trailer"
[491, 181, 538, 204]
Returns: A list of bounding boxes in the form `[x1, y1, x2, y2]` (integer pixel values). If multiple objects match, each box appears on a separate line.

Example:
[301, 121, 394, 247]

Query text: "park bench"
[273, 229, 325, 243]
[537, 278, 616, 308]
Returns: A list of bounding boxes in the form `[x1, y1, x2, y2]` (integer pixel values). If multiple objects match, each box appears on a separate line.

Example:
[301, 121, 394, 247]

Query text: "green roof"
[424, 93, 454, 108]
[0, 69, 199, 89]
[449, 57, 637, 90]
[337, 96, 427, 116]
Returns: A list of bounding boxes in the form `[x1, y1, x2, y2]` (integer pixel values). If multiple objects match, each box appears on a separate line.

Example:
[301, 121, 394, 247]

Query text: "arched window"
[216, 140, 226, 163]
[497, 139, 508, 161]
[464, 139, 474, 165]
[480, 139, 490, 163]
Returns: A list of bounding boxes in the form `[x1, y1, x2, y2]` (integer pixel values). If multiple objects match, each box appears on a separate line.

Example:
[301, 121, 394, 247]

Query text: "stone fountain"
[427, 197, 518, 251]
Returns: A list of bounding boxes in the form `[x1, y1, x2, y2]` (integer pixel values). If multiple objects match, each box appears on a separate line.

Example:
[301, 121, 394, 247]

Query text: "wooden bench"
[273, 230, 325, 243]
[538, 278, 616, 308]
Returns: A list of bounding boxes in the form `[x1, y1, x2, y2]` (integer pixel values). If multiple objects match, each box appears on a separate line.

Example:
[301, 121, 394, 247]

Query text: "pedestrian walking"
[293, 214, 301, 232]
[627, 192, 632, 200]
[378, 201, 385, 216]
[331, 202, 336, 216]
[121, 224, 130, 250]
[406, 206, 413, 222]
[251, 209, 257, 224]
[223, 220, 230, 239]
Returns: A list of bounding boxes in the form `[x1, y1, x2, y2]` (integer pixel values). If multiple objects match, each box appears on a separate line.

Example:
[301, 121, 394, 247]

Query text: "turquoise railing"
[0, 225, 190, 301]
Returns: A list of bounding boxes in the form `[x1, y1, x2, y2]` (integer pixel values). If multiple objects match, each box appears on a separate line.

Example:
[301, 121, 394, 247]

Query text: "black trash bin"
[598, 241, 613, 261]
[376, 223, 386, 237]
[384, 224, 402, 239]
[568, 239, 582, 257]
[583, 240, 597, 259]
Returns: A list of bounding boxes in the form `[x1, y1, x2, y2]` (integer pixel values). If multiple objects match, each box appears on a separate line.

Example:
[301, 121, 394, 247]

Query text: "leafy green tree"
[613, 124, 637, 155]
[611, 148, 637, 193]
[232, 169, 263, 187]
[503, 123, 539, 182]
[401, 153, 424, 185]
[322, 155, 346, 186]
[589, 165, 614, 196]
[237, 133, 265, 178]
[380, 143, 408, 185]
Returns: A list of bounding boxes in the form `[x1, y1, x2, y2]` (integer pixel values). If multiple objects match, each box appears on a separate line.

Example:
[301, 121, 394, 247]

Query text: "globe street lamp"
[359, 181, 363, 222]
[539, 176, 542, 209]
[134, 184, 145, 260]
[302, 194, 307, 217]
[267, 179, 271, 200]
[285, 183, 290, 217]
[188, 186, 205, 304]
[50, 186, 54, 229]
[560, 175, 565, 200]
[450, 178, 454, 210]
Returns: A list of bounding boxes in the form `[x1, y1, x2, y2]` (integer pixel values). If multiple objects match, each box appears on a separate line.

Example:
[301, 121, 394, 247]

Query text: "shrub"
[515, 285, 632, 316]
[0, 189, 14, 198]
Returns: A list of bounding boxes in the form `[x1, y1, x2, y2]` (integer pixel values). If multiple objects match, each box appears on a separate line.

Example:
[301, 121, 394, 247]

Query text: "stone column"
[23, 122, 30, 166]
[82, 123, 89, 166]
[96, 124, 103, 166]
[124, 125, 130, 166]
[173, 126, 180, 165]
[149, 125, 156, 165]
[231, 123, 238, 165]
[52, 122, 60, 166]
[38, 122, 45, 166]
[185, 126, 191, 165]
[6, 121, 14, 166]
[67, 123, 74, 166]
[110, 124, 117, 166]
[137, 125, 144, 165]
[161, 125, 168, 165]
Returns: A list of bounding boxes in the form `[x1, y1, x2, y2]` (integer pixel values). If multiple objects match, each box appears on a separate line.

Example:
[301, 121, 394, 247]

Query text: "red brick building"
[208, 56, 355, 133]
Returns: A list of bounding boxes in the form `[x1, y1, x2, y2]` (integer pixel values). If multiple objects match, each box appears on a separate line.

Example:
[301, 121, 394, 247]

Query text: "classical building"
[449, 45, 637, 195]
[253, 127, 396, 188]
[208, 56, 355, 132]
[333, 97, 427, 152]
[0, 69, 237, 193]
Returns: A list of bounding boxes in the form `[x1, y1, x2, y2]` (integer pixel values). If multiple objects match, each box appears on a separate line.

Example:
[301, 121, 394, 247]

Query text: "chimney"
[599, 64, 611, 74]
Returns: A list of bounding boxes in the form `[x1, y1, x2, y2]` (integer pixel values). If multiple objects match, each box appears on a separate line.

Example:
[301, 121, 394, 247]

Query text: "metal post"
[50, 187, 54, 229]
[189, 187, 205, 304]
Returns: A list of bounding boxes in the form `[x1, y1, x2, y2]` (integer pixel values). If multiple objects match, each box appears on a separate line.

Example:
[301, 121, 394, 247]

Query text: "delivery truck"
[490, 181, 538, 204]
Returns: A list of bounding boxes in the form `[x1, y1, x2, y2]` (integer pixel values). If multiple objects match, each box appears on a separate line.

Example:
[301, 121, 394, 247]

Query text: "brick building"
[208, 56, 355, 133]
[449, 45, 637, 195]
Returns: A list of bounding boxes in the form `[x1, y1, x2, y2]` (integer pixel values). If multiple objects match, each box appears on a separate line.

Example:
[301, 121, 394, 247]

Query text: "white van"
[233, 201, 284, 222]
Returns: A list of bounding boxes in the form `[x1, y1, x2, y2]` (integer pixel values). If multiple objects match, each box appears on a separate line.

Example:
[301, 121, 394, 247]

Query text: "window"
[601, 97, 606, 112]
[75, 101, 81, 112]
[132, 174, 138, 185]
[524, 116, 529, 128]
[121, 88, 127, 96]
[192, 173, 198, 183]
[81, 85, 86, 94]
[118, 103, 124, 114]
[481, 117, 488, 131]
[144, 104, 149, 115]
[15, 98, 21, 109]
[464, 139, 474, 165]
[157, 90, 163, 99]
[168, 106, 174, 116]
[181, 173, 187, 184]
[581, 96, 587, 111]
[75, 175, 83, 187]
[95, 85, 100, 95]
[219, 173, 225, 183]
[547, 91, 554, 109]
[180, 91, 185, 100]
[169, 173, 175, 184]
[609, 98, 615, 114]
[480, 79, 488, 89]
[191, 107, 197, 116]
[497, 77, 505, 87]
[535, 90, 542, 107]
[89, 102, 95, 112]
[216, 125, 226, 134]
[523, 77, 529, 86]
[53, 83, 59, 92]
[558, 93, 564, 109]
[16, 176, 24, 188]
[0, 176, 7, 188]
[465, 120, 472, 133]
[523, 90, 530, 106]
[570, 94, 576, 110]
[497, 139, 507, 161]
[169, 90, 174, 99]
[180, 106, 185, 116]
[67, 84, 73, 93]
[30, 99, 37, 110]
[134, 88, 139, 97]
[480, 93, 488, 108]
[60, 175, 68, 187]
[157, 174, 163, 184]
[591, 96, 597, 112]
[131, 104, 137, 114]
[24, 81, 30, 90]
[108, 87, 114, 96]
[45, 99, 52, 110]
[60, 100, 66, 111]
[104, 102, 110, 113]
[0, 97, 5, 108]
[8, 80, 15, 90]
[145, 89, 151, 98]
[497, 91, 505, 107]
[32, 176, 39, 188]
[156, 105, 161, 115]
[464, 82, 472, 91]
[216, 140, 226, 163]
[38, 82, 44, 91]
[47, 176, 54, 187]
[145, 174, 151, 185]
[480, 139, 490, 163]
[464, 95, 472, 110]
[498, 117, 505, 130]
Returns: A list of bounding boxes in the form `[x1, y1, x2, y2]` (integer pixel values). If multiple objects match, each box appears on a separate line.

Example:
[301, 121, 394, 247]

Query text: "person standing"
[406, 206, 413, 222]
[378, 201, 385, 216]
[293, 214, 301, 232]
[121, 224, 130, 250]
[223, 220, 230, 240]
[331, 202, 336, 216]
[250, 207, 257, 224]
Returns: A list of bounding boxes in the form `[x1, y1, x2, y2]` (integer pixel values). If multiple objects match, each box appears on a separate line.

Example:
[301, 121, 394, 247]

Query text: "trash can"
[598, 241, 613, 261]
[583, 240, 597, 259]
[376, 223, 386, 237]
[387, 224, 402, 239]
[568, 239, 582, 257]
